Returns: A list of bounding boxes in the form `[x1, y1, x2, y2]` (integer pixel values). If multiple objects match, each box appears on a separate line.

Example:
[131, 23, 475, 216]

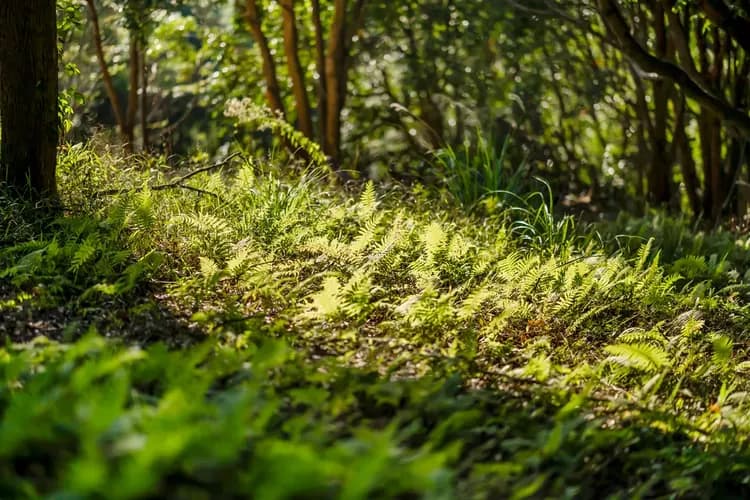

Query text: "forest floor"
[4, 148, 750, 498]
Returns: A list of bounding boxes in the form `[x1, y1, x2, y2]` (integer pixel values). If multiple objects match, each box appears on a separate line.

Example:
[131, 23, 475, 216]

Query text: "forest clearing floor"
[4, 149, 750, 498]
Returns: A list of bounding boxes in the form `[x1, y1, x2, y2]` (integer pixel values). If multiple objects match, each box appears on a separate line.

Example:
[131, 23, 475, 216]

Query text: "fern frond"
[357, 181, 378, 219]
[605, 343, 670, 373]
[617, 328, 667, 347]
[304, 275, 343, 319]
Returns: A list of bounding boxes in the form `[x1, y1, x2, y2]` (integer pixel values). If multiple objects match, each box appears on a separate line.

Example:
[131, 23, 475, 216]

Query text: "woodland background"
[52, 0, 750, 221]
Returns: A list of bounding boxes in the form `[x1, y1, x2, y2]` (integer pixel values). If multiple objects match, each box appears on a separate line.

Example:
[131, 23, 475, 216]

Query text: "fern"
[339, 270, 376, 320]
[617, 328, 667, 347]
[357, 181, 378, 219]
[130, 188, 157, 235]
[225, 99, 329, 170]
[350, 213, 383, 256]
[171, 212, 234, 261]
[605, 343, 670, 373]
[70, 233, 100, 273]
[634, 238, 655, 273]
[458, 284, 497, 320]
[711, 334, 734, 370]
[303, 275, 343, 320]
[199, 257, 222, 284]
[568, 302, 612, 331]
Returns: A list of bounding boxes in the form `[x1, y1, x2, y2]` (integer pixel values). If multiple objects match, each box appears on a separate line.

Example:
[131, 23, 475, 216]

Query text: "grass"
[431, 134, 528, 214]
[3, 143, 750, 497]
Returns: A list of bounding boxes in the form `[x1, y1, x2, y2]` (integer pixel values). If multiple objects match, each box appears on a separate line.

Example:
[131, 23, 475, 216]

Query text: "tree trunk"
[698, 110, 723, 219]
[140, 46, 149, 151]
[280, 0, 314, 139]
[311, 0, 328, 147]
[325, 0, 348, 166]
[124, 34, 139, 153]
[244, 0, 286, 117]
[0, 0, 58, 198]
[647, 5, 672, 206]
[85, 0, 128, 144]
[673, 94, 702, 216]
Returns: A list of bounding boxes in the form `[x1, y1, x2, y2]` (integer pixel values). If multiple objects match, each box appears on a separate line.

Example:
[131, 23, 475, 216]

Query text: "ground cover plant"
[4, 144, 750, 498]
[8, 0, 750, 497]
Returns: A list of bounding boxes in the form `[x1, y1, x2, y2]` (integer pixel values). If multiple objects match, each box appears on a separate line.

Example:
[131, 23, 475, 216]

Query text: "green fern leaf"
[605, 343, 670, 373]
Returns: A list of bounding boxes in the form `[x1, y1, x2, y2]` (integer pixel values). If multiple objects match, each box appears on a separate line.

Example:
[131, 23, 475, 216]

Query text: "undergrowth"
[3, 143, 750, 497]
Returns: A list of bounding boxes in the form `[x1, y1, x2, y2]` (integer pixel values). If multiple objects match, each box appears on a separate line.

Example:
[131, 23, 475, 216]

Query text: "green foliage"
[600, 212, 750, 287]
[432, 135, 528, 213]
[0, 333, 456, 498]
[0, 216, 159, 303]
[225, 99, 329, 171]
[5, 145, 750, 496]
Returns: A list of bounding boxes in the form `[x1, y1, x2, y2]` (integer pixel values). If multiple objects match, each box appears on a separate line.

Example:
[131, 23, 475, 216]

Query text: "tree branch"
[597, 0, 750, 138]
[94, 153, 241, 198]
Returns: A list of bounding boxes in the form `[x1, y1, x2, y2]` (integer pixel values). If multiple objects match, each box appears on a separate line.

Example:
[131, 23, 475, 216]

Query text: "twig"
[174, 185, 223, 199]
[94, 153, 242, 198]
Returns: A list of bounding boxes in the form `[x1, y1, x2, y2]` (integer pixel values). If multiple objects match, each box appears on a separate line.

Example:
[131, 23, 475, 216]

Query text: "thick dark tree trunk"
[0, 0, 59, 197]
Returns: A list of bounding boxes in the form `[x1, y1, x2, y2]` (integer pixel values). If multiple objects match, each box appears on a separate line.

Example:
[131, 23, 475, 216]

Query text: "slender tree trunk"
[85, 0, 128, 142]
[710, 115, 723, 217]
[648, 89, 672, 205]
[140, 46, 149, 151]
[635, 122, 648, 211]
[311, 0, 328, 146]
[244, 0, 286, 116]
[124, 34, 139, 153]
[280, 0, 314, 138]
[647, 5, 673, 206]
[673, 94, 702, 216]
[0, 0, 58, 197]
[631, 67, 654, 209]
[325, 0, 348, 166]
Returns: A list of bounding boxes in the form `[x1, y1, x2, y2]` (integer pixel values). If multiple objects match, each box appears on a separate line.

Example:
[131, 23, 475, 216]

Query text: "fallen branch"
[95, 153, 242, 199]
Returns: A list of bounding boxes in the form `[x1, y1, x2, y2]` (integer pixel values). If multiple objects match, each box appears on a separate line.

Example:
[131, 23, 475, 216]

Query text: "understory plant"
[3, 143, 750, 497]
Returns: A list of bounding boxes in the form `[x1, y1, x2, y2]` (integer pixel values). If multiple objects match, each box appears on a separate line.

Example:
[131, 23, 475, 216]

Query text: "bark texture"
[244, 0, 286, 116]
[85, 0, 141, 152]
[280, 0, 314, 138]
[324, 0, 348, 165]
[311, 0, 328, 146]
[0, 0, 59, 197]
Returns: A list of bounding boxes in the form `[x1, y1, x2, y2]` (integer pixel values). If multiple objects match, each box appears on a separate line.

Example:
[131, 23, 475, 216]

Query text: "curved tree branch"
[597, 0, 750, 138]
